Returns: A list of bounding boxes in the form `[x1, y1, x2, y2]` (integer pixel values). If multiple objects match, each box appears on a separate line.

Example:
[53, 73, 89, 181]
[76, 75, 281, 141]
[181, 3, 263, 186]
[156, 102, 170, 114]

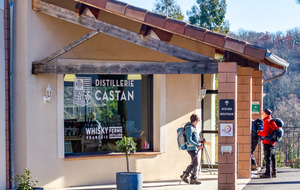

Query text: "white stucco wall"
[13, 1, 211, 189]
[0, 0, 6, 189]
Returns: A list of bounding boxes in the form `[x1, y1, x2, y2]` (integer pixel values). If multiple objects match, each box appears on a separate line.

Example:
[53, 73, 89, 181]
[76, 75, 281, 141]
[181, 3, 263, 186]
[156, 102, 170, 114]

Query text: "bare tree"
[274, 95, 300, 127]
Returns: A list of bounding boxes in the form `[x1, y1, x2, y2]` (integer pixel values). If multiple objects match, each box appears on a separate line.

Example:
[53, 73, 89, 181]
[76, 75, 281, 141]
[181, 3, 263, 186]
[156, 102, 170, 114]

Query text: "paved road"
[244, 168, 300, 190]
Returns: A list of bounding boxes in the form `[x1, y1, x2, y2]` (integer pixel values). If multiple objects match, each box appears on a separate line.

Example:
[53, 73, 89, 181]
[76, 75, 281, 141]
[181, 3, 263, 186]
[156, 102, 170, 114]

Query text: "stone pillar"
[218, 62, 237, 190]
[237, 67, 252, 178]
[252, 70, 263, 167]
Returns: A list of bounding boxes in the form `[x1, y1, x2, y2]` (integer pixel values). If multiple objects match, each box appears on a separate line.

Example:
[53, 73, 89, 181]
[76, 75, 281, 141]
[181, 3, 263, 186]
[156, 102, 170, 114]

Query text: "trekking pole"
[198, 134, 214, 175]
[204, 145, 215, 174]
[198, 144, 213, 177]
[179, 148, 201, 185]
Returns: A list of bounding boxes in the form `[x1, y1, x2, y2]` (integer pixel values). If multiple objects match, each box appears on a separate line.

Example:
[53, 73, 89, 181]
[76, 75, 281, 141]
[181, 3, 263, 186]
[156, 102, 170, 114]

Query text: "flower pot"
[116, 172, 143, 190]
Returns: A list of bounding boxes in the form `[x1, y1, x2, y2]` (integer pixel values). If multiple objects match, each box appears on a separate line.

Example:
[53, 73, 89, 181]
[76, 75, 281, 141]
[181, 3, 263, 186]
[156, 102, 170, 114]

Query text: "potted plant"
[11, 168, 43, 190]
[115, 136, 143, 190]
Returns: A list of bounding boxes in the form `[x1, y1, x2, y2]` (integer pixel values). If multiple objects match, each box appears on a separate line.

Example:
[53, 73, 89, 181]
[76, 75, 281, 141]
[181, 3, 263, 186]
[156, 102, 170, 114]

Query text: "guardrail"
[277, 127, 300, 168]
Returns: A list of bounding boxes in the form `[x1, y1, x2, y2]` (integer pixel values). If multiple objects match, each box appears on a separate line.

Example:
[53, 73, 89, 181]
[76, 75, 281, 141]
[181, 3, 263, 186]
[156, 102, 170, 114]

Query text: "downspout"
[263, 51, 289, 84]
[263, 67, 287, 84]
[9, 0, 15, 189]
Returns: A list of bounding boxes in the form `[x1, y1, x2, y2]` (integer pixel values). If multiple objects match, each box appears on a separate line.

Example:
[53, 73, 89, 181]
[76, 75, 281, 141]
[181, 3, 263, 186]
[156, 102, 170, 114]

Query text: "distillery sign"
[73, 77, 135, 107]
[219, 99, 235, 120]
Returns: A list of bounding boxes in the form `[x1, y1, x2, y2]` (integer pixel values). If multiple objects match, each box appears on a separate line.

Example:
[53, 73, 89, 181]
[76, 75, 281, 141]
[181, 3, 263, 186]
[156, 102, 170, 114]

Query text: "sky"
[123, 0, 300, 33]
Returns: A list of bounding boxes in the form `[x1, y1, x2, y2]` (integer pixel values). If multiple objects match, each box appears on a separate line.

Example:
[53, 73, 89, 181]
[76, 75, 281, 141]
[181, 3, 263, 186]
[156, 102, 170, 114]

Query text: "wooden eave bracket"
[34, 30, 100, 67]
[224, 51, 260, 70]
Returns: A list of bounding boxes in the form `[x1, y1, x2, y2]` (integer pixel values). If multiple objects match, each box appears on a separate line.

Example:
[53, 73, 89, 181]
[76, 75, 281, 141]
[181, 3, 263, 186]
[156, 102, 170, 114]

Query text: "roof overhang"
[32, 0, 289, 72]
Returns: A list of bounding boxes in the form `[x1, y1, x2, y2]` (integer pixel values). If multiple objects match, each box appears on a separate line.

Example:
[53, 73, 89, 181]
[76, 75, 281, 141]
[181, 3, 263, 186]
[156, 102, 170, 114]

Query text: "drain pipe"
[9, 0, 15, 189]
[263, 67, 287, 84]
[263, 51, 289, 84]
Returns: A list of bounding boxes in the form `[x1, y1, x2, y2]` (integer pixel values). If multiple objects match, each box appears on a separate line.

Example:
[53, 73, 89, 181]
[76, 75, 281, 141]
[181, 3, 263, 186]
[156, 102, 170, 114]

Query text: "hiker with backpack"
[180, 114, 206, 185]
[258, 109, 277, 178]
[251, 118, 264, 171]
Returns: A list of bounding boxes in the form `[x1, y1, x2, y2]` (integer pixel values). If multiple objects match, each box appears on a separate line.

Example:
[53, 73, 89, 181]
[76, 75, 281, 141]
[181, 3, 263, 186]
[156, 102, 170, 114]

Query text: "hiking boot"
[272, 172, 277, 178]
[260, 173, 271, 178]
[251, 165, 257, 171]
[180, 174, 189, 184]
[190, 179, 201, 185]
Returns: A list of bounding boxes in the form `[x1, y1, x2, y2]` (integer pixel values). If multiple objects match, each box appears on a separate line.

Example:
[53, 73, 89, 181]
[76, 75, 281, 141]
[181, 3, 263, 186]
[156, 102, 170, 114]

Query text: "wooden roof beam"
[36, 30, 99, 64]
[32, 61, 218, 75]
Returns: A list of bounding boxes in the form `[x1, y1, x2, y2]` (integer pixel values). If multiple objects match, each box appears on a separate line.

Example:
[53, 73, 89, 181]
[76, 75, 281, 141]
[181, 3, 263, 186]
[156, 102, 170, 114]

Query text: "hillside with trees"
[229, 29, 300, 127]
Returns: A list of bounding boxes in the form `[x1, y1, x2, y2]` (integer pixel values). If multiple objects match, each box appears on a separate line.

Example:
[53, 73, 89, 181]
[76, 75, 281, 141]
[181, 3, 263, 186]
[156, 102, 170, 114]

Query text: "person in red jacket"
[258, 109, 277, 178]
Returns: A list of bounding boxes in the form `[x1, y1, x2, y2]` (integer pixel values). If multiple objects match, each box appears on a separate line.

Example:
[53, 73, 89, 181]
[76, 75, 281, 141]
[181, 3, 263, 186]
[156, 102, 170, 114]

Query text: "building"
[1, 0, 289, 189]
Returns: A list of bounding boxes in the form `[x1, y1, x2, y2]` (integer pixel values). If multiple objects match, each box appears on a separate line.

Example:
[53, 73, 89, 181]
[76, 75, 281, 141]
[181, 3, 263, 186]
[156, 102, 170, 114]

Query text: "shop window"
[64, 74, 153, 156]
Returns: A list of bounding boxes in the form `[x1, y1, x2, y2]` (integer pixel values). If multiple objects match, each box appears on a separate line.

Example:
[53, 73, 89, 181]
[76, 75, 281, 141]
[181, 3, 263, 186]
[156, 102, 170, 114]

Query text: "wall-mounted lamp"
[199, 86, 207, 100]
[43, 84, 53, 104]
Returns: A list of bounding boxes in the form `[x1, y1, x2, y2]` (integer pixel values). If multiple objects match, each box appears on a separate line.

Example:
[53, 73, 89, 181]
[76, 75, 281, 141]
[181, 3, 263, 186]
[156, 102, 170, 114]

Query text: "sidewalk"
[244, 168, 300, 190]
[54, 168, 300, 190]
[62, 169, 250, 190]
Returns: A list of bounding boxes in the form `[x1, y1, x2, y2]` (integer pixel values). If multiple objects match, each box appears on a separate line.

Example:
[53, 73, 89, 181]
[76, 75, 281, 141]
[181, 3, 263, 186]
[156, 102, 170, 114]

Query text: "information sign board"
[219, 99, 235, 120]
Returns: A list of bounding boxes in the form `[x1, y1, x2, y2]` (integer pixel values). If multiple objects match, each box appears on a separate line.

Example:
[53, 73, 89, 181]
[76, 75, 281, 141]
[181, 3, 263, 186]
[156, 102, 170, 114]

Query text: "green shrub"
[11, 168, 38, 190]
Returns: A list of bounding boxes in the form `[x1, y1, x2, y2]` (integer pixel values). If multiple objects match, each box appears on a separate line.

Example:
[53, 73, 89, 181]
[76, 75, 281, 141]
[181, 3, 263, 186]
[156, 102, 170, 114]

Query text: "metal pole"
[9, 0, 15, 188]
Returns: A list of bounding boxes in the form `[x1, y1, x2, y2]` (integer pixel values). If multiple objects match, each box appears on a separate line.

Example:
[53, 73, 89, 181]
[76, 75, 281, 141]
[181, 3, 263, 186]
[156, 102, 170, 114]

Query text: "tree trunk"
[126, 153, 129, 172]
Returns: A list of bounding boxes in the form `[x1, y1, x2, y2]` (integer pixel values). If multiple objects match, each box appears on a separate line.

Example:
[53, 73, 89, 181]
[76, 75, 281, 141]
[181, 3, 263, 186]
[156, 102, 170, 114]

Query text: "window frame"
[59, 74, 154, 158]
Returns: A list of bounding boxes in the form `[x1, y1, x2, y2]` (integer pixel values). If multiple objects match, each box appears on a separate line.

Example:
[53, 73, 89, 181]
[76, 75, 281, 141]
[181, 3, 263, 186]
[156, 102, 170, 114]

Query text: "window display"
[64, 74, 153, 156]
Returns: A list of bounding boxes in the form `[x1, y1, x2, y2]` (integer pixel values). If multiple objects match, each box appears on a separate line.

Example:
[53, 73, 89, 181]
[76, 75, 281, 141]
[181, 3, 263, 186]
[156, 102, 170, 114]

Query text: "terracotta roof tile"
[144, 12, 167, 28]
[244, 44, 266, 60]
[105, 0, 127, 15]
[85, 0, 107, 8]
[125, 5, 147, 21]
[164, 18, 186, 34]
[204, 31, 226, 47]
[224, 37, 247, 54]
[184, 24, 207, 41]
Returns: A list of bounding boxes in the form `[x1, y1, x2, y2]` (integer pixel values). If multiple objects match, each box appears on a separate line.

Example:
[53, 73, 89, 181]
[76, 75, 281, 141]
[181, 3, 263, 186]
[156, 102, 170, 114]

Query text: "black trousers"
[185, 150, 199, 179]
[251, 137, 259, 166]
[263, 144, 276, 176]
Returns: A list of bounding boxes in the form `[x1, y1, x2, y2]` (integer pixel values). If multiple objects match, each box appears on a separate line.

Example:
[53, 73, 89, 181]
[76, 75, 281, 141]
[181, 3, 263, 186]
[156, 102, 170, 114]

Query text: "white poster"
[220, 123, 234, 136]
